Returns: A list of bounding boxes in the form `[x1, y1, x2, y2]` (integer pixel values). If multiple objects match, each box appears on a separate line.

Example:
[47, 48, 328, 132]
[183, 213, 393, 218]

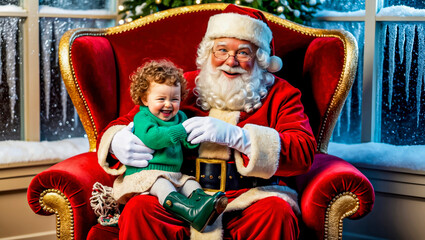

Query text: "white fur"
[235, 124, 280, 179]
[97, 124, 127, 175]
[206, 13, 273, 54]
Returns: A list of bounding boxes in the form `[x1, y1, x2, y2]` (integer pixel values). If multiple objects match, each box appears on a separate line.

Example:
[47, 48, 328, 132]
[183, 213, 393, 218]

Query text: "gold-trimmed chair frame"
[57, 3, 359, 240]
[59, 3, 357, 154]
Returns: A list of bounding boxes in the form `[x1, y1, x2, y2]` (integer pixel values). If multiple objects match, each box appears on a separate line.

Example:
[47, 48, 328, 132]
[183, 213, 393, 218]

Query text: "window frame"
[20, 0, 120, 142]
[0, 0, 120, 188]
[316, 0, 425, 143]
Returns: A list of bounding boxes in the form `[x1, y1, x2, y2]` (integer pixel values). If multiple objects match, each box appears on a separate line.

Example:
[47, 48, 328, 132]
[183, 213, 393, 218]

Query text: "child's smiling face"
[142, 81, 181, 121]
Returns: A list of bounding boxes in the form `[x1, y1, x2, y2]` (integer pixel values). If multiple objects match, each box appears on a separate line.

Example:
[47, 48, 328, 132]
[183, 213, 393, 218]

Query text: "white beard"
[194, 57, 273, 113]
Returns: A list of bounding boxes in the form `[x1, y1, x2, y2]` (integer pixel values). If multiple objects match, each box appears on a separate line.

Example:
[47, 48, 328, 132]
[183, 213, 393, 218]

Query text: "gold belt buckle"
[196, 158, 227, 192]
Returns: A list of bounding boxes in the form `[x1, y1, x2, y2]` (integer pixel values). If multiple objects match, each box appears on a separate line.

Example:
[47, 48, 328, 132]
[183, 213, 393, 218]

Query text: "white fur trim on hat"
[205, 13, 273, 54]
[267, 55, 283, 73]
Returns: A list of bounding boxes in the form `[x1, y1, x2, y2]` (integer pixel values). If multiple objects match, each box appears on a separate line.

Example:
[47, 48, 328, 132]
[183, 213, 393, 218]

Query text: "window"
[0, 0, 118, 164]
[314, 0, 425, 170]
[0, 0, 22, 141]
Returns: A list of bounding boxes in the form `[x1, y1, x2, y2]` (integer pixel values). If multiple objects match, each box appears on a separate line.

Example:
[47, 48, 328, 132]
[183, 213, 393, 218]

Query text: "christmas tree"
[118, 0, 323, 24]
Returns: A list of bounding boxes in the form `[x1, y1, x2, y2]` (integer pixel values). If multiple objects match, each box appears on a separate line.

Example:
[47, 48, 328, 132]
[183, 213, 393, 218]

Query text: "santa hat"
[204, 4, 283, 73]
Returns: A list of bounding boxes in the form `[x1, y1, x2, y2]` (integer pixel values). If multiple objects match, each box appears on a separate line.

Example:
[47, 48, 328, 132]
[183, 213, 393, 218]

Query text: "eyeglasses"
[213, 50, 253, 62]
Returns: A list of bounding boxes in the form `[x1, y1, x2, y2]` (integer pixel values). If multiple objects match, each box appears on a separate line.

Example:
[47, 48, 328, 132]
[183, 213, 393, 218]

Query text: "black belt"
[195, 158, 279, 192]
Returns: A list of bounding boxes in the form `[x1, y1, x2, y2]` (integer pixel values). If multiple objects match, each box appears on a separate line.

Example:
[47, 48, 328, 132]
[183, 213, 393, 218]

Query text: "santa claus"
[97, 4, 316, 240]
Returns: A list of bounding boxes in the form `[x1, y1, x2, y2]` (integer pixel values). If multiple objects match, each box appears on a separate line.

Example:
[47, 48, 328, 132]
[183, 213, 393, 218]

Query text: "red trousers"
[118, 194, 299, 240]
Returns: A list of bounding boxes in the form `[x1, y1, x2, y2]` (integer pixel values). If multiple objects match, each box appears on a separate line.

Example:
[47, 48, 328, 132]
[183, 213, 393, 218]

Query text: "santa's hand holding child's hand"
[183, 117, 251, 157]
[111, 122, 154, 168]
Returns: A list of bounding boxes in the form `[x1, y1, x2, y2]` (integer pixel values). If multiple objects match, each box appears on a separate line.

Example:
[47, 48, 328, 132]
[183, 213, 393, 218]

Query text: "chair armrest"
[27, 152, 115, 240]
[295, 153, 375, 240]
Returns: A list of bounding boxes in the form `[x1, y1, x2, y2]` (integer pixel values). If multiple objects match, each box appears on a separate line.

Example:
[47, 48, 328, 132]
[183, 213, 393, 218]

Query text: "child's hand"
[111, 122, 154, 167]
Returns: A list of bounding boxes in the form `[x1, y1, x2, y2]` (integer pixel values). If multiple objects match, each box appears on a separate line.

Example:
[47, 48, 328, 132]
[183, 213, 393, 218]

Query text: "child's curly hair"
[130, 60, 188, 106]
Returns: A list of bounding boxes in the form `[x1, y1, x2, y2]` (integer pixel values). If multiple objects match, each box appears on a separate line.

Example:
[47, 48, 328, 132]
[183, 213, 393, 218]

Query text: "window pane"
[308, 21, 364, 144]
[0, 0, 19, 5]
[0, 17, 22, 140]
[379, 0, 425, 16]
[377, 22, 425, 145]
[383, 0, 425, 9]
[319, 0, 365, 12]
[39, 18, 114, 141]
[39, 0, 112, 11]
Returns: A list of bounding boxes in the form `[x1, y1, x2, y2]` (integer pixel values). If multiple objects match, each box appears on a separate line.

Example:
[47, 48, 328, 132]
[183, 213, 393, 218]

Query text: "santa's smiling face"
[210, 38, 257, 78]
[194, 37, 275, 113]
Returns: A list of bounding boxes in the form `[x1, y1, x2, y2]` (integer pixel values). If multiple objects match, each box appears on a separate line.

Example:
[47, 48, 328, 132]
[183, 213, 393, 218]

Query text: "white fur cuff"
[97, 125, 127, 176]
[234, 124, 280, 179]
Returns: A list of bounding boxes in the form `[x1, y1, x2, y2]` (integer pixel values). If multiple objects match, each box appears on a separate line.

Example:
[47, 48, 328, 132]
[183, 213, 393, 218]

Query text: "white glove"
[182, 117, 251, 157]
[110, 122, 154, 168]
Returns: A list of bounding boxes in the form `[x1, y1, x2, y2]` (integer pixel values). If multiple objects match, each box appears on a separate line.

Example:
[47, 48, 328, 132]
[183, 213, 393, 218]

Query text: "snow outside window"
[383, 0, 425, 10]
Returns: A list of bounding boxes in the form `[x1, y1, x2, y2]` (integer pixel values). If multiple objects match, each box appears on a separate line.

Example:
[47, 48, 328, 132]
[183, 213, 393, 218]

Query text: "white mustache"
[216, 65, 247, 74]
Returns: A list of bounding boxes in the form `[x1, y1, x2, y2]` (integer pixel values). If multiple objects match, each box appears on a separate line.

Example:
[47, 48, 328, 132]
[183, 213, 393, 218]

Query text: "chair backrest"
[59, 3, 357, 153]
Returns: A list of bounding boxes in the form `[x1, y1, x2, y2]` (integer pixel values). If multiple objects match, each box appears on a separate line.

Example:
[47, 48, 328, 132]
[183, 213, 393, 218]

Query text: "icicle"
[387, 23, 397, 110]
[404, 24, 415, 102]
[73, 106, 79, 129]
[4, 18, 19, 121]
[377, 24, 388, 124]
[40, 18, 53, 119]
[416, 24, 424, 127]
[398, 24, 406, 64]
[54, 18, 69, 124]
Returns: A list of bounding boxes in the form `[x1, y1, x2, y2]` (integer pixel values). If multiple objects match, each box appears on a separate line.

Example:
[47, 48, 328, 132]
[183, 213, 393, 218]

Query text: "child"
[112, 60, 227, 232]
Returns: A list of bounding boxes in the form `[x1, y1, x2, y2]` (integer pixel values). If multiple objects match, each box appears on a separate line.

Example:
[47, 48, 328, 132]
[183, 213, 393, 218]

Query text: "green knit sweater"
[124, 106, 198, 176]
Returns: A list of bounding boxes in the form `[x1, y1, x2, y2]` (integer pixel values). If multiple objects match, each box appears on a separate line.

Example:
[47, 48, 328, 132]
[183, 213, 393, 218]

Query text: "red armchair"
[27, 4, 374, 240]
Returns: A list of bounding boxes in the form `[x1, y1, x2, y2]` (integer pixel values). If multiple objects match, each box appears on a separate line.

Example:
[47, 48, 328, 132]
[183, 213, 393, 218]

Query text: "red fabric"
[295, 153, 375, 239]
[223, 197, 299, 240]
[118, 194, 298, 240]
[27, 152, 116, 240]
[87, 224, 119, 240]
[302, 38, 345, 137]
[71, 37, 118, 137]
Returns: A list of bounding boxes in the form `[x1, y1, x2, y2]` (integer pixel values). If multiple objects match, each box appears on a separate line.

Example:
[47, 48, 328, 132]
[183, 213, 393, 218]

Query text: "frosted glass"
[0, 0, 19, 5]
[383, 0, 425, 9]
[308, 21, 364, 144]
[320, 0, 365, 12]
[0, 17, 22, 141]
[377, 22, 425, 145]
[39, 0, 111, 10]
[39, 17, 114, 141]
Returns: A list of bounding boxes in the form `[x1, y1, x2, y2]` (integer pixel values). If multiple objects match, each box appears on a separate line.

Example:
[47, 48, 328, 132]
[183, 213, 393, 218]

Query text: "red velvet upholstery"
[27, 152, 115, 239]
[27, 4, 374, 240]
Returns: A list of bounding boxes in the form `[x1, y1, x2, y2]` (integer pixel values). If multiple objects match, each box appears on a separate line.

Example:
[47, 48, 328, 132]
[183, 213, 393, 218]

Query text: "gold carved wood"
[39, 189, 74, 240]
[324, 192, 360, 240]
